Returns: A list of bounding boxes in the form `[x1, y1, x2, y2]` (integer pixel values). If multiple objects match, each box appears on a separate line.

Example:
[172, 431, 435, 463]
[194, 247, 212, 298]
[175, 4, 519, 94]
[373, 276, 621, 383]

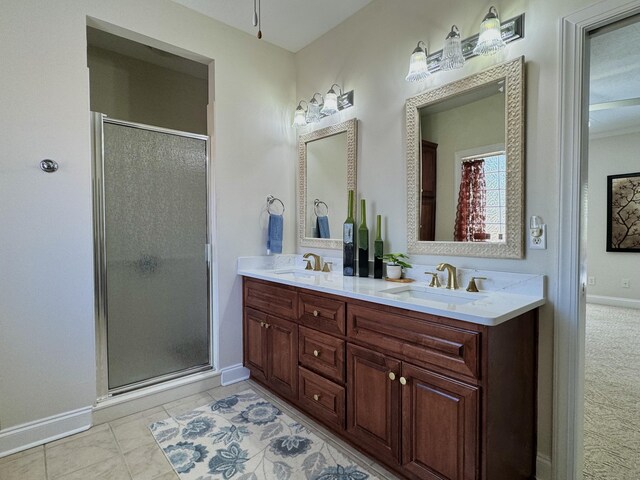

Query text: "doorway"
[583, 16, 640, 479]
[557, 2, 640, 479]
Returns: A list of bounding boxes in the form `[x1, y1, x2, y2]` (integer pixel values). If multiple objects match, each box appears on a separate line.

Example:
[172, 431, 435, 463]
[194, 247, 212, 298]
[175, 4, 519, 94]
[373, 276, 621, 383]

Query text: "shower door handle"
[205, 243, 212, 262]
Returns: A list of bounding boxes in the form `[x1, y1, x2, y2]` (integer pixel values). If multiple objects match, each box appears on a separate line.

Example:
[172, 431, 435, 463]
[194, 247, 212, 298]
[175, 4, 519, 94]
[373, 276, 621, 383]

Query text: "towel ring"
[314, 199, 329, 216]
[267, 195, 285, 215]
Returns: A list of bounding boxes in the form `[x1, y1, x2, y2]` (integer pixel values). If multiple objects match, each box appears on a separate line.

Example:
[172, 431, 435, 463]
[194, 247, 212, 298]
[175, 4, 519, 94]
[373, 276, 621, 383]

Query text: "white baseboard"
[587, 294, 640, 310]
[0, 407, 92, 458]
[93, 369, 221, 425]
[536, 452, 552, 480]
[220, 363, 250, 386]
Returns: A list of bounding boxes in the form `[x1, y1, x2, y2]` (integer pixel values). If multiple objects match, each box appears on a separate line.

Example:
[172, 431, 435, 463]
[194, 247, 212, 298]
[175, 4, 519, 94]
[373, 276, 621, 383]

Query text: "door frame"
[556, 1, 640, 479]
[92, 113, 214, 399]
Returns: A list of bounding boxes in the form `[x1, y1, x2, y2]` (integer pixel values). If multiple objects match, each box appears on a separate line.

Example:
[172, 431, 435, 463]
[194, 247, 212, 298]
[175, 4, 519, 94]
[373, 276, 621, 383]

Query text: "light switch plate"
[529, 224, 547, 250]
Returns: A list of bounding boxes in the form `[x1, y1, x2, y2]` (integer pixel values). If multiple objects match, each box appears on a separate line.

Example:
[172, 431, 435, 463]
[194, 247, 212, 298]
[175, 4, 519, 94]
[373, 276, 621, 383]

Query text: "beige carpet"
[584, 303, 640, 480]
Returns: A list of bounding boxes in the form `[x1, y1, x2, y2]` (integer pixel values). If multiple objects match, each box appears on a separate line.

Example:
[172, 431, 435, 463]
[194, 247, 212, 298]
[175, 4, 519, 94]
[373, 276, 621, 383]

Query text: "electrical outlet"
[529, 224, 547, 250]
[621, 278, 630, 288]
[587, 276, 595, 285]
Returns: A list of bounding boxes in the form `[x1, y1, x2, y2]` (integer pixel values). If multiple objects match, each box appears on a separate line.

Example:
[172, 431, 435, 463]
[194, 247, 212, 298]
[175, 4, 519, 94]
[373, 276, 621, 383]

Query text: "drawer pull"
[313, 394, 321, 401]
[388, 372, 396, 381]
[313, 310, 319, 317]
[313, 349, 321, 357]
[399, 376, 407, 386]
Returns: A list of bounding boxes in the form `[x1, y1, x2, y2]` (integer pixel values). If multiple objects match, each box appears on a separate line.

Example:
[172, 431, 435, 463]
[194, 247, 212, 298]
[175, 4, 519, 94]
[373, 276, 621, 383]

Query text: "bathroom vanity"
[239, 262, 544, 480]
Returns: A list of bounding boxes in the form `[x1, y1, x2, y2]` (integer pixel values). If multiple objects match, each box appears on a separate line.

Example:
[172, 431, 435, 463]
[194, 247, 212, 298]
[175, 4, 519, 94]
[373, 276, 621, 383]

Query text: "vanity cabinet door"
[266, 315, 298, 401]
[243, 307, 268, 384]
[401, 362, 479, 480]
[346, 343, 401, 464]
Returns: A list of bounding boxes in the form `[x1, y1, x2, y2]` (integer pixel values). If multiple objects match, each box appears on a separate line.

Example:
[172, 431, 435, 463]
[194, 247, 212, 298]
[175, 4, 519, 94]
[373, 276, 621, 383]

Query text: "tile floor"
[0, 380, 398, 480]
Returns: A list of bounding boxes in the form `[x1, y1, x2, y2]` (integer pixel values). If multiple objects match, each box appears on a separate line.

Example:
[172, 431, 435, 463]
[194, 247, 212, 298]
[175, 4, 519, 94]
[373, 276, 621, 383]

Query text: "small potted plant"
[380, 253, 412, 280]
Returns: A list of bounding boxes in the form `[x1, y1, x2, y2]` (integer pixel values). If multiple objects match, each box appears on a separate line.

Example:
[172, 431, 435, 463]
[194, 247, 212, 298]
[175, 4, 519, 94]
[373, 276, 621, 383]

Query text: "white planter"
[386, 264, 402, 280]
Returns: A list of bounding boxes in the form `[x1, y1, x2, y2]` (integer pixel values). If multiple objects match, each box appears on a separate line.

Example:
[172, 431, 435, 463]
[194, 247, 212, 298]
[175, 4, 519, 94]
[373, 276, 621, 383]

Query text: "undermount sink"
[380, 285, 486, 305]
[272, 269, 322, 279]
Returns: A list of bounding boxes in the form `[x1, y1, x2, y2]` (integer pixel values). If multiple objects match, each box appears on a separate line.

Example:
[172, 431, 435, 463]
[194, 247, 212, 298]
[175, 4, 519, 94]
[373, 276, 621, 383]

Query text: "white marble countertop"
[238, 256, 545, 327]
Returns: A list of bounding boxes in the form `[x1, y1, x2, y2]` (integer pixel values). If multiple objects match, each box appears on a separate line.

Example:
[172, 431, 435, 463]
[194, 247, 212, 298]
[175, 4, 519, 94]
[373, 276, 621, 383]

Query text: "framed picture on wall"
[607, 172, 640, 252]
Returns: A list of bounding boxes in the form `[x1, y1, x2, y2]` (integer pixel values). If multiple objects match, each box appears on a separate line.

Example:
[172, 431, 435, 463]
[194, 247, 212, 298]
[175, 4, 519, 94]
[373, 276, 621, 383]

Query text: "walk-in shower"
[92, 114, 212, 398]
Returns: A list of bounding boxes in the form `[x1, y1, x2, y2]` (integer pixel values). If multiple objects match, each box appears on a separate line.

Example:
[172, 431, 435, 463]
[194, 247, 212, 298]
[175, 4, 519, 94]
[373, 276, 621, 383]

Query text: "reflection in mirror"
[305, 132, 347, 239]
[298, 119, 357, 250]
[419, 82, 505, 242]
[406, 56, 524, 258]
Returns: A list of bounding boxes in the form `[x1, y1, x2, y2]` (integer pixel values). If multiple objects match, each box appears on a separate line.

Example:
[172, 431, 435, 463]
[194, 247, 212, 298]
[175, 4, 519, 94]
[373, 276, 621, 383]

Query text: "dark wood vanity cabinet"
[242, 277, 537, 480]
[243, 279, 299, 401]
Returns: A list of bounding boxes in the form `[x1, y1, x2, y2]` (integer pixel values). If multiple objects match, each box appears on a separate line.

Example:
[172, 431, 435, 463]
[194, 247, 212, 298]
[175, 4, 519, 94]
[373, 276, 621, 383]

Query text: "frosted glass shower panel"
[103, 123, 209, 390]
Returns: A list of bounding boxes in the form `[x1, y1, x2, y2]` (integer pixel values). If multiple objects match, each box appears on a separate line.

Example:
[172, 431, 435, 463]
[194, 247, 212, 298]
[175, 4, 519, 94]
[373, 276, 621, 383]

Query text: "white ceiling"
[589, 18, 640, 137]
[170, 0, 373, 52]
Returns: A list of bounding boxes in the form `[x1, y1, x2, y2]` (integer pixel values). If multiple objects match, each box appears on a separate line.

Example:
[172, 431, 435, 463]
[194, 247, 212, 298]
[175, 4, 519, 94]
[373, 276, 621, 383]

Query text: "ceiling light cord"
[257, 0, 262, 39]
[252, 0, 258, 26]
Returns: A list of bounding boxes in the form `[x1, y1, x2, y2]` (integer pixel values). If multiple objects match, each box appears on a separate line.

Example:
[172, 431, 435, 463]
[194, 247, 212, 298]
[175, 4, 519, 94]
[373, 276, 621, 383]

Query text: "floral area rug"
[149, 389, 377, 480]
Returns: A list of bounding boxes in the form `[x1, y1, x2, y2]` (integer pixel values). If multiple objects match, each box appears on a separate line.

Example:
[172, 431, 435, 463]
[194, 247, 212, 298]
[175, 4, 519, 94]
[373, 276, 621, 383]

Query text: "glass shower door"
[97, 117, 210, 392]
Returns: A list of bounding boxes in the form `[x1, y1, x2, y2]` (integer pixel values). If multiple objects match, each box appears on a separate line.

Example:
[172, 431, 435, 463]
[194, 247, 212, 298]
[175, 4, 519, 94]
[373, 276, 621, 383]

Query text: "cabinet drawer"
[299, 292, 345, 335]
[347, 304, 480, 379]
[299, 326, 345, 383]
[244, 278, 298, 319]
[298, 367, 345, 429]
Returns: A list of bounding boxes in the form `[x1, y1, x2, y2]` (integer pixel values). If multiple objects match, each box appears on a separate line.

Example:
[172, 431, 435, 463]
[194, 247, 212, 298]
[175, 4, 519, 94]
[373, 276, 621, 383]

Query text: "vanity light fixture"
[293, 100, 308, 128]
[408, 12, 524, 76]
[320, 84, 341, 116]
[473, 6, 507, 56]
[306, 93, 323, 124]
[405, 41, 431, 82]
[293, 85, 354, 126]
[440, 25, 465, 71]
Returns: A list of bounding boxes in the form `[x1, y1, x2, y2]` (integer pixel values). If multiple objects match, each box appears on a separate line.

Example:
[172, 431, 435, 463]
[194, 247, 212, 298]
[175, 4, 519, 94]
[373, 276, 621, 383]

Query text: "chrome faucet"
[436, 263, 458, 289]
[303, 253, 322, 271]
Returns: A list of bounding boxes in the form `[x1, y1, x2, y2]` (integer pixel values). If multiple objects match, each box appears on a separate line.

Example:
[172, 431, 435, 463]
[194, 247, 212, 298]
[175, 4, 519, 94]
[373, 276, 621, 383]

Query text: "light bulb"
[293, 101, 307, 127]
[440, 25, 465, 71]
[405, 42, 430, 82]
[473, 6, 506, 56]
[320, 85, 340, 116]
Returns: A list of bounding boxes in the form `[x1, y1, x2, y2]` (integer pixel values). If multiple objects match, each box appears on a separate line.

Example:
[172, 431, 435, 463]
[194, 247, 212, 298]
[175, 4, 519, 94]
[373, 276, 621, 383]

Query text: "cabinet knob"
[313, 394, 321, 401]
[313, 349, 321, 357]
[260, 321, 265, 328]
[399, 376, 407, 386]
[388, 372, 396, 381]
[313, 310, 319, 317]
[264, 323, 270, 329]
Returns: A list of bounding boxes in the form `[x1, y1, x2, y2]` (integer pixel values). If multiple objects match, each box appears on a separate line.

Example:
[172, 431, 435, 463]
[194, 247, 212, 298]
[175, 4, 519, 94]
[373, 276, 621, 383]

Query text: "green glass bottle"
[358, 199, 369, 277]
[374, 215, 383, 279]
[343, 190, 356, 276]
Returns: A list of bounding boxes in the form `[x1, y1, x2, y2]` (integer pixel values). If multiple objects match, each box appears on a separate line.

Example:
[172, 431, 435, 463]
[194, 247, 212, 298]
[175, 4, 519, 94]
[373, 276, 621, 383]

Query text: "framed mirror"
[298, 118, 357, 249]
[406, 56, 524, 258]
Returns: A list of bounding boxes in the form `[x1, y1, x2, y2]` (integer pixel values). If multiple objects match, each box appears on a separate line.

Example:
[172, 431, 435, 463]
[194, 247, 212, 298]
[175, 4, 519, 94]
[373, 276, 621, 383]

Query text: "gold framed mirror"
[406, 56, 525, 258]
[298, 118, 357, 249]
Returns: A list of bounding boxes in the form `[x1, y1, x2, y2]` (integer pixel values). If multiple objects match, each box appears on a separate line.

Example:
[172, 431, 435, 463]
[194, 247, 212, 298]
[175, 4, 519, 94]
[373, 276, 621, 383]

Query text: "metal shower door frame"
[91, 113, 213, 401]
